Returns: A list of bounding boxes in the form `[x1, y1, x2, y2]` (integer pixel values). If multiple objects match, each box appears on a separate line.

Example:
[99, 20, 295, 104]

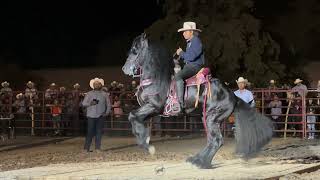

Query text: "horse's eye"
[131, 48, 138, 55]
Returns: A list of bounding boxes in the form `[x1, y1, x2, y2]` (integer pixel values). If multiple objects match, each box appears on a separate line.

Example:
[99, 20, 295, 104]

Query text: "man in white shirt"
[234, 77, 255, 108]
[292, 78, 307, 97]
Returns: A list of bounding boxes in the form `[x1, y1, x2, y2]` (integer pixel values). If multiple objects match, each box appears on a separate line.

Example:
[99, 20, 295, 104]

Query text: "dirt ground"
[0, 135, 319, 179]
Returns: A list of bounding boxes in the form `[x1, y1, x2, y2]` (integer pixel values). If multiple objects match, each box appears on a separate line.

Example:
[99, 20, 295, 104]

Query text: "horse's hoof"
[186, 156, 195, 163]
[148, 145, 156, 155]
[188, 157, 212, 169]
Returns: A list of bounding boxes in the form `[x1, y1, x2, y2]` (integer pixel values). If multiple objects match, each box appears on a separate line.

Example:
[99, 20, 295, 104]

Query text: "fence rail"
[0, 89, 319, 139]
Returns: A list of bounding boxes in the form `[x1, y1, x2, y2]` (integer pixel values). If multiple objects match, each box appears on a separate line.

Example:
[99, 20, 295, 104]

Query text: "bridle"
[128, 40, 148, 78]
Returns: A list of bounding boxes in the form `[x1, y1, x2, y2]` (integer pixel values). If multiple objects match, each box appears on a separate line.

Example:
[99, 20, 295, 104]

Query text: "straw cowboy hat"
[110, 81, 117, 86]
[1, 81, 9, 87]
[270, 80, 275, 84]
[294, 78, 303, 84]
[89, 77, 104, 89]
[16, 93, 24, 99]
[236, 77, 247, 84]
[131, 81, 137, 85]
[26, 81, 34, 86]
[73, 83, 80, 88]
[50, 83, 56, 87]
[178, 22, 202, 32]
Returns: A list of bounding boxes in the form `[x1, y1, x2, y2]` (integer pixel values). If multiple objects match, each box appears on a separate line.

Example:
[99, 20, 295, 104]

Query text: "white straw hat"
[294, 78, 303, 84]
[178, 22, 202, 32]
[236, 77, 247, 84]
[89, 78, 105, 89]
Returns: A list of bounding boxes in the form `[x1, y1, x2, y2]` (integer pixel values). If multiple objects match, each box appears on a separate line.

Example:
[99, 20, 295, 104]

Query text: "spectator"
[289, 94, 302, 136]
[25, 81, 38, 100]
[0, 81, 12, 95]
[127, 81, 138, 92]
[292, 78, 308, 97]
[109, 81, 119, 92]
[59, 86, 67, 102]
[72, 83, 82, 98]
[112, 95, 124, 136]
[45, 83, 59, 104]
[306, 107, 316, 140]
[0, 81, 13, 118]
[51, 99, 62, 135]
[13, 93, 26, 134]
[82, 77, 111, 153]
[268, 94, 283, 132]
[13, 93, 26, 115]
[268, 80, 277, 89]
[234, 77, 255, 108]
[266, 80, 278, 102]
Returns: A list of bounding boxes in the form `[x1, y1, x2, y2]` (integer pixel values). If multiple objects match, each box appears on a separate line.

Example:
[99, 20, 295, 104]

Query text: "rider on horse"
[175, 22, 205, 113]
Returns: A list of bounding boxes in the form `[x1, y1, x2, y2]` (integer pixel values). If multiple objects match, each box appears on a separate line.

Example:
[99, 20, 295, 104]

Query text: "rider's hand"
[176, 47, 183, 56]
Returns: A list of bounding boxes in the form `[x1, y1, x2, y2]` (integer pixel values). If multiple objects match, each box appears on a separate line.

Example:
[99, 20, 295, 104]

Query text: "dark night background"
[0, 1, 163, 69]
[0, 0, 319, 88]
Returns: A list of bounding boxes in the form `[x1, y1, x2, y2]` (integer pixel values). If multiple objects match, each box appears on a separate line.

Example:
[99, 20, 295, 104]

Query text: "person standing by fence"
[82, 78, 111, 153]
[234, 77, 255, 108]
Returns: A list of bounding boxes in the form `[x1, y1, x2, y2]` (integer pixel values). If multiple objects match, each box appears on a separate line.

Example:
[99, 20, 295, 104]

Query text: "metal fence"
[0, 89, 319, 139]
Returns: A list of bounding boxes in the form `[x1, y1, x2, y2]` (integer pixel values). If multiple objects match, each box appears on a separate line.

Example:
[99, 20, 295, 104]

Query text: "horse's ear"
[142, 32, 147, 39]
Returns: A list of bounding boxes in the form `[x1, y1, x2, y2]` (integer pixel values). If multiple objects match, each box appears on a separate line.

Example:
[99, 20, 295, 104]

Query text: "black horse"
[122, 33, 273, 169]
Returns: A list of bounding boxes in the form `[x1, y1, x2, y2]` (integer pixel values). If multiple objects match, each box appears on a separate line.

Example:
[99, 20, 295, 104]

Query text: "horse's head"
[122, 33, 148, 77]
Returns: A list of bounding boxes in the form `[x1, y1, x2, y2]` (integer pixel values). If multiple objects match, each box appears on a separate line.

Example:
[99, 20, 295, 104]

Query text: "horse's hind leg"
[129, 103, 158, 154]
[187, 107, 233, 168]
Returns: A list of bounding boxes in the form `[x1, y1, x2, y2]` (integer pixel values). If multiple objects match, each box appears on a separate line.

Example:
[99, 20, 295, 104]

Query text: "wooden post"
[31, 98, 35, 136]
[284, 93, 293, 139]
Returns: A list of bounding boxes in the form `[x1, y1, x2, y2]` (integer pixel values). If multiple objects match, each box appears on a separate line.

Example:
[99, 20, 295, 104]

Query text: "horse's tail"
[233, 97, 273, 158]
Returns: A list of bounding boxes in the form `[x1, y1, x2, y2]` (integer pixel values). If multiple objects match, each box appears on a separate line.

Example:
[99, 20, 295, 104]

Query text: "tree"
[146, 0, 294, 87]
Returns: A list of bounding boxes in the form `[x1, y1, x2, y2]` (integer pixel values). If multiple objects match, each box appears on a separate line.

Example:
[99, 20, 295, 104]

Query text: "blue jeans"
[84, 116, 105, 151]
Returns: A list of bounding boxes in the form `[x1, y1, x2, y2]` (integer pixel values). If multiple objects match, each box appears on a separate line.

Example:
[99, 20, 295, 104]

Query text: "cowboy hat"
[270, 80, 275, 84]
[236, 77, 247, 84]
[131, 81, 137, 85]
[59, 86, 66, 91]
[73, 83, 80, 88]
[16, 93, 24, 99]
[90, 77, 104, 89]
[27, 81, 34, 85]
[294, 78, 303, 84]
[110, 81, 117, 86]
[178, 22, 202, 32]
[50, 83, 56, 87]
[1, 81, 9, 87]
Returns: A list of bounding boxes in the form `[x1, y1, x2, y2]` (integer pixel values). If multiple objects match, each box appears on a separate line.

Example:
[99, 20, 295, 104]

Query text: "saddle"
[163, 68, 212, 116]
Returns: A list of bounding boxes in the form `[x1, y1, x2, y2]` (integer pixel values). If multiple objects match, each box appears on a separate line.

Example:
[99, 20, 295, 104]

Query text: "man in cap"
[234, 77, 255, 108]
[292, 78, 308, 97]
[82, 77, 111, 153]
[175, 21, 205, 113]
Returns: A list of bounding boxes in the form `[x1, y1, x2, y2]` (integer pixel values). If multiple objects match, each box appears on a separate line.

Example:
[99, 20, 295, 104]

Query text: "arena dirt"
[0, 136, 319, 179]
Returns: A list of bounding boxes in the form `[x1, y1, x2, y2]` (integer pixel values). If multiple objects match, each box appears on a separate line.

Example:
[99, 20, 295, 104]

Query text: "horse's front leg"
[129, 103, 158, 155]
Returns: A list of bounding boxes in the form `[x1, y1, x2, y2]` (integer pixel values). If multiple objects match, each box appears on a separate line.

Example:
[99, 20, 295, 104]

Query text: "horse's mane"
[142, 38, 174, 93]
